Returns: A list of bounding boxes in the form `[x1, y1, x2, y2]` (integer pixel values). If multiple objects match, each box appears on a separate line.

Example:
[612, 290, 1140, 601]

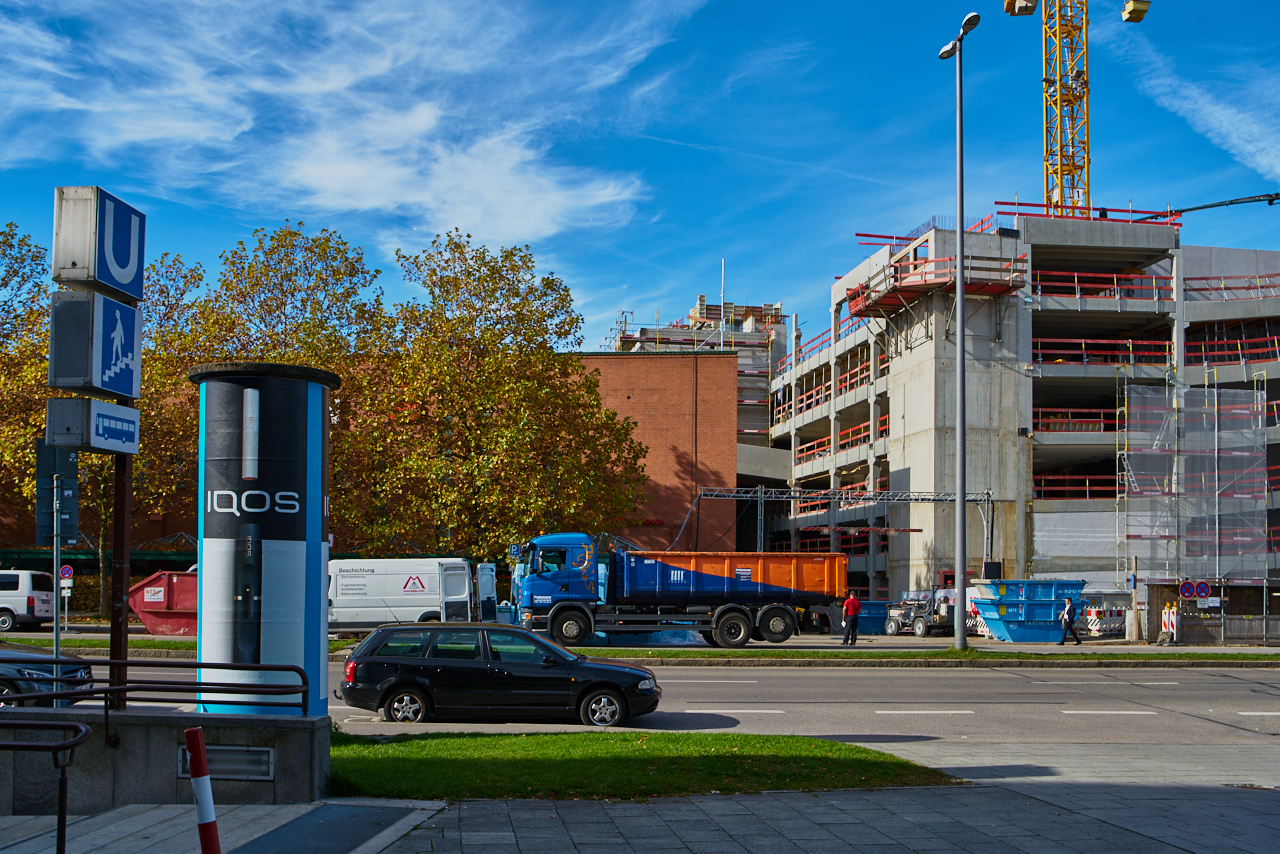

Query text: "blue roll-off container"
[970, 579, 1087, 643]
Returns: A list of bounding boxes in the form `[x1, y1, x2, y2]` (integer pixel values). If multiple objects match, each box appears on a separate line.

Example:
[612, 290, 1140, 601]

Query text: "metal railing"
[1185, 272, 1280, 302]
[1032, 474, 1119, 500]
[1032, 338, 1171, 365]
[0, 656, 309, 748]
[1032, 268, 1173, 300]
[0, 721, 91, 854]
[1032, 407, 1119, 432]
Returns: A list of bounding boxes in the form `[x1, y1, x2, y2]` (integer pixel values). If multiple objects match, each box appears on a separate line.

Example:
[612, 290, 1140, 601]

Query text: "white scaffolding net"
[1124, 384, 1267, 580]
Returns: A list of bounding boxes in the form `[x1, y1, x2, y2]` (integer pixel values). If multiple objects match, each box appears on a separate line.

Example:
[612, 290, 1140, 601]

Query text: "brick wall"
[582, 351, 738, 551]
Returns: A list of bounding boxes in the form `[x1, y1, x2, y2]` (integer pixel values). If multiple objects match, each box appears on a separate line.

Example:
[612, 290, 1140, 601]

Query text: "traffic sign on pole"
[1195, 581, 1211, 599]
[60, 565, 74, 579]
[1180, 581, 1195, 599]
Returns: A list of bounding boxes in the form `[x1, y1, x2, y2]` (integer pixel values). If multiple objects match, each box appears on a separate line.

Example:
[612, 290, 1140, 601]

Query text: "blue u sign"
[96, 189, 146, 301]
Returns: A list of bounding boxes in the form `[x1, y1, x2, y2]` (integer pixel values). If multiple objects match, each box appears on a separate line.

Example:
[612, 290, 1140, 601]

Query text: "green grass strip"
[3, 636, 352, 653]
[329, 731, 952, 800]
[578, 647, 1280, 662]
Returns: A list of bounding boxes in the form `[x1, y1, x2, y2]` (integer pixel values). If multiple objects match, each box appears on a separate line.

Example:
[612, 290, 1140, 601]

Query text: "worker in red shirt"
[842, 592, 862, 646]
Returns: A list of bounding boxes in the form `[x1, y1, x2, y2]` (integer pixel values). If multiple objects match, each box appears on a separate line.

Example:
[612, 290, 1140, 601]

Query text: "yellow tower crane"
[1005, 1, 1150, 216]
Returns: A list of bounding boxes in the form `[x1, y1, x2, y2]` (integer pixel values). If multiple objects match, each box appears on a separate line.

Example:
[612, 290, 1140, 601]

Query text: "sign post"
[60, 566, 73, 632]
[50, 185, 146, 710]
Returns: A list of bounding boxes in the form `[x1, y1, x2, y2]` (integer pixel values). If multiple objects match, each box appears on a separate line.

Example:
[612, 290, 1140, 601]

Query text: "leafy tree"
[388, 231, 648, 559]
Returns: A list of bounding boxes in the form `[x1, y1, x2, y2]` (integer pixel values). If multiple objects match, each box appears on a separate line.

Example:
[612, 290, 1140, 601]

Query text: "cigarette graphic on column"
[232, 521, 261, 664]
[242, 387, 259, 481]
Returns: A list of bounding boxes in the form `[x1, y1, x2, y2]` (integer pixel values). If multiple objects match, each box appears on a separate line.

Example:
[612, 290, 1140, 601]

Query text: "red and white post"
[184, 727, 222, 854]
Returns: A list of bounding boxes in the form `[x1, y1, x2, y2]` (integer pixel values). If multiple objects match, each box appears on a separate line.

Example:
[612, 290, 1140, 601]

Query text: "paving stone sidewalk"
[377, 783, 1280, 854]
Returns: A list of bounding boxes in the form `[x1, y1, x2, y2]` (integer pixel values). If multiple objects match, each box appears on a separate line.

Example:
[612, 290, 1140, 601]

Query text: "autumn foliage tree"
[0, 219, 647, 580]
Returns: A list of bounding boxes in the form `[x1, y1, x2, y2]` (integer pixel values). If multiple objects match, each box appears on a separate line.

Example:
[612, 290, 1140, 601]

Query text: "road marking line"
[1238, 712, 1280, 716]
[684, 709, 785, 714]
[662, 680, 758, 683]
[874, 710, 974, 715]
[1030, 681, 1179, 685]
[1061, 711, 1157, 715]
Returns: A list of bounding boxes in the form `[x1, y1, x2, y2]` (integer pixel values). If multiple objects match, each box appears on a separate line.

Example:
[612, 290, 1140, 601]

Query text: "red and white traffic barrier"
[1082, 608, 1126, 636]
[1160, 606, 1180, 641]
[185, 727, 221, 854]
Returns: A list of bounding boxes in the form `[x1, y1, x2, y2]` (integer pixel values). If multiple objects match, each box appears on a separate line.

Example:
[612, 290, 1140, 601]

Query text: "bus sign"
[45, 397, 140, 455]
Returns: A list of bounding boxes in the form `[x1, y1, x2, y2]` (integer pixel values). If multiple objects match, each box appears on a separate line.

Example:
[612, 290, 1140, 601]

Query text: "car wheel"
[552, 611, 590, 647]
[884, 619, 900, 636]
[760, 610, 794, 643]
[913, 618, 929, 638]
[382, 687, 431, 723]
[713, 612, 751, 648]
[579, 688, 626, 727]
[0, 680, 22, 707]
[0, 611, 15, 632]
[699, 630, 720, 647]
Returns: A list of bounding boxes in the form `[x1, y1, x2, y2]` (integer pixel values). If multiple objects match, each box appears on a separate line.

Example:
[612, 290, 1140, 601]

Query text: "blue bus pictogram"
[95, 413, 137, 445]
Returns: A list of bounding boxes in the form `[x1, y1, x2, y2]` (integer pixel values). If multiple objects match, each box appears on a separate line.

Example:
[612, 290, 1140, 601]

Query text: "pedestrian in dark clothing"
[1058, 596, 1082, 645]
[842, 594, 861, 646]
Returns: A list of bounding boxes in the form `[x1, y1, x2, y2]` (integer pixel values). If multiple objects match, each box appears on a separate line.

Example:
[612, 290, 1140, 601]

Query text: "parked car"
[0, 570, 56, 631]
[337, 623, 661, 727]
[0, 641, 93, 706]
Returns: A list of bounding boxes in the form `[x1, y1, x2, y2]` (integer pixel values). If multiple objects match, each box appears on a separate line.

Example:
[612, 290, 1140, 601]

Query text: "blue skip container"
[970, 579, 1087, 643]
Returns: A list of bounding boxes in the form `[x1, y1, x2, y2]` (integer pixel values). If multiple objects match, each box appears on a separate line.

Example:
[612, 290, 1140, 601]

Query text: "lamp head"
[939, 41, 958, 60]
[961, 12, 981, 34]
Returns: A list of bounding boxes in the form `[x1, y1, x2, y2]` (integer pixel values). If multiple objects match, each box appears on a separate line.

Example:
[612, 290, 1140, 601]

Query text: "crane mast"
[1043, 0, 1090, 216]
[1007, 1, 1149, 216]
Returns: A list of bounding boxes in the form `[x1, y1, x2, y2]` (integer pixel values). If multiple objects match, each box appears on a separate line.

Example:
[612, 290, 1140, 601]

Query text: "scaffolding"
[1122, 383, 1267, 583]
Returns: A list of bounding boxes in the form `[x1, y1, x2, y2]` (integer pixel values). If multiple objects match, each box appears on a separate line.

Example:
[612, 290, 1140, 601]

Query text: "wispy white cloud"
[1099, 22, 1280, 185]
[0, 0, 706, 243]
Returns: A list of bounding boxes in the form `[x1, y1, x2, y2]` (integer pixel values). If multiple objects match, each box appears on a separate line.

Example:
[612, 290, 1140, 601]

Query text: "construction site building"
[769, 205, 1280, 639]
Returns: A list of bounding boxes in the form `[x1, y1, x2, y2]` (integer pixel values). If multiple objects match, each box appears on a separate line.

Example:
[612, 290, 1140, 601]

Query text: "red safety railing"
[1032, 408, 1119, 432]
[995, 199, 1182, 226]
[1032, 338, 1171, 365]
[1033, 474, 1119, 500]
[796, 329, 832, 364]
[837, 360, 873, 396]
[837, 313, 869, 340]
[777, 353, 792, 374]
[1185, 272, 1280, 302]
[1268, 400, 1280, 427]
[1185, 334, 1280, 366]
[1032, 269, 1173, 301]
[796, 415, 890, 464]
[794, 435, 831, 465]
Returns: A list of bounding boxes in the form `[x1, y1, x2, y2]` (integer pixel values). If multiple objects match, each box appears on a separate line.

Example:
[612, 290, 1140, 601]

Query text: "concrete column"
[829, 305, 840, 553]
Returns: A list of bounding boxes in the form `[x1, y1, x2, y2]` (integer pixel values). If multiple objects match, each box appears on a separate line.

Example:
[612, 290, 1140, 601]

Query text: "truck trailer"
[514, 532, 847, 647]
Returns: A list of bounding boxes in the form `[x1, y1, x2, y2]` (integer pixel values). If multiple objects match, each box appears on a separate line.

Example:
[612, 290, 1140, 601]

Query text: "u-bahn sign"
[51, 186, 146, 303]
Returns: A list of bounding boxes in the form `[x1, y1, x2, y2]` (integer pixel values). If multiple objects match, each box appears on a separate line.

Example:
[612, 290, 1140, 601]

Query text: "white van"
[0, 570, 56, 631]
[328, 559, 473, 631]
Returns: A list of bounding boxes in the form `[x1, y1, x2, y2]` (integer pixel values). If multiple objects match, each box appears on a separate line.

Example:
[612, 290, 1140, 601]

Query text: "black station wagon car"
[337, 623, 661, 726]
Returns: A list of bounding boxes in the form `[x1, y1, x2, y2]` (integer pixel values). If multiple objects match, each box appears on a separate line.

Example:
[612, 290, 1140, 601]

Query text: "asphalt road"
[329, 663, 1280, 741]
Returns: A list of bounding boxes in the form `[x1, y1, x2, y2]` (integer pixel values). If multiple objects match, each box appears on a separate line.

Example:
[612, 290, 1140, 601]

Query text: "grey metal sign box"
[49, 290, 143, 400]
[46, 397, 140, 455]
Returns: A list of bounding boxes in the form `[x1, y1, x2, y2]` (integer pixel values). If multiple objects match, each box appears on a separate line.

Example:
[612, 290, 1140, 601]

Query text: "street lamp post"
[940, 12, 980, 652]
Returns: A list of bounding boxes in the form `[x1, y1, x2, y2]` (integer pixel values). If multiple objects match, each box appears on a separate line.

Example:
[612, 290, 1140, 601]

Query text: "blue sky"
[3, 1, 1279, 349]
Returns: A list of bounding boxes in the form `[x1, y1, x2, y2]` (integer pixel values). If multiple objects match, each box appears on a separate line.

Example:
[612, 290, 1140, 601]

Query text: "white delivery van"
[0, 570, 56, 631]
[327, 559, 473, 631]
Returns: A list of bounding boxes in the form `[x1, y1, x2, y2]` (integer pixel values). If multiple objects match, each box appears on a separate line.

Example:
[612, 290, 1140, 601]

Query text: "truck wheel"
[382, 687, 431, 723]
[912, 617, 930, 638]
[699, 630, 720, 647]
[579, 688, 626, 727]
[552, 611, 590, 647]
[713, 612, 751, 648]
[760, 610, 794, 643]
[0, 611, 14, 632]
[884, 619, 900, 636]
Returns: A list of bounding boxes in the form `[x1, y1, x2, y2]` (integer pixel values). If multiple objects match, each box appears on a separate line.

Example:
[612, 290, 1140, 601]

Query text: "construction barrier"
[1081, 608, 1125, 637]
[1160, 605, 1180, 641]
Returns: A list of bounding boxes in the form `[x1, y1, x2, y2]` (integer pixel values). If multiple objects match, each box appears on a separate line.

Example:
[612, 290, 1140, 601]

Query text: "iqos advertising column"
[190, 363, 339, 715]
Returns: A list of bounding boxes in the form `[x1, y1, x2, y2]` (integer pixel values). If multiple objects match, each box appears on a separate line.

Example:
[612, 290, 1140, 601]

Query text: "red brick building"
[582, 351, 739, 551]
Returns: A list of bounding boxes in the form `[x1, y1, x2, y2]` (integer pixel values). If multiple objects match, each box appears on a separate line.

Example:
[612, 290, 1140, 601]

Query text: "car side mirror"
[542, 655, 557, 666]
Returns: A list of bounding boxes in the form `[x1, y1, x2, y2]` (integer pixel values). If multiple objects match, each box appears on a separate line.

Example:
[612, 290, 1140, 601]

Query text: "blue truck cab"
[516, 533, 603, 635]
